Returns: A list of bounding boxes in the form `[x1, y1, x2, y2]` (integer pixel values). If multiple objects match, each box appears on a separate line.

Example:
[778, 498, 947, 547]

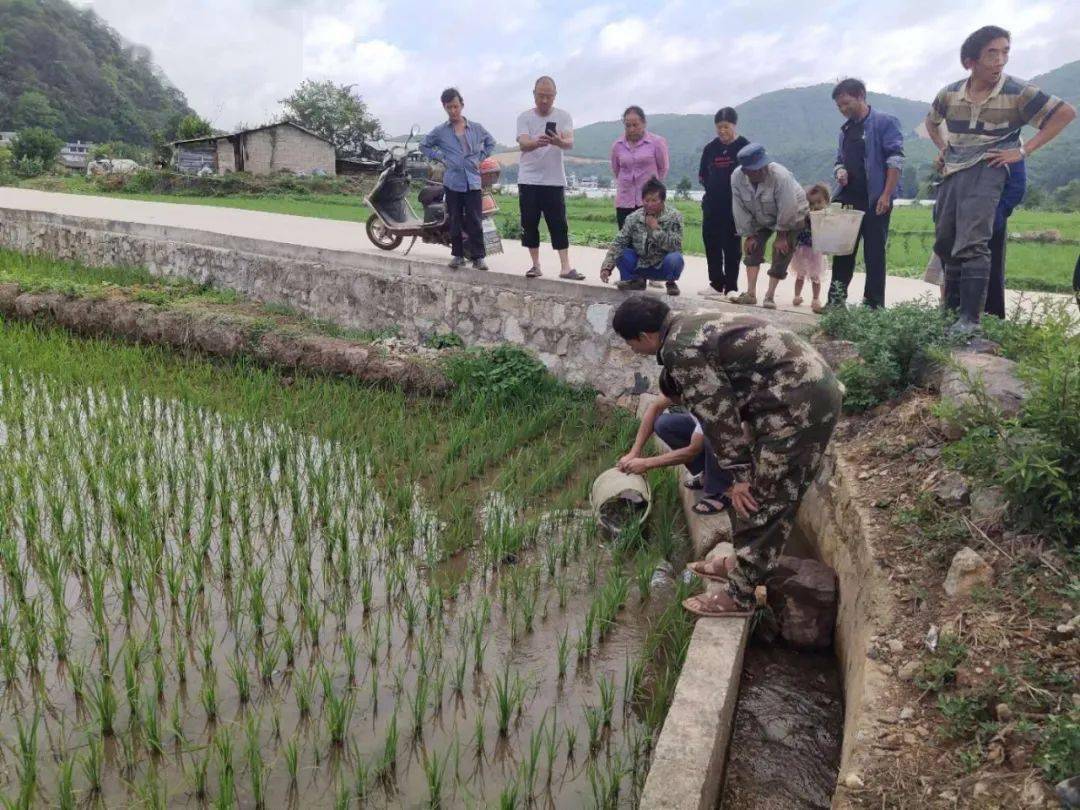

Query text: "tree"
[176, 114, 213, 141]
[279, 80, 382, 155]
[1051, 179, 1080, 212]
[11, 128, 63, 165]
[13, 90, 62, 131]
[676, 176, 692, 199]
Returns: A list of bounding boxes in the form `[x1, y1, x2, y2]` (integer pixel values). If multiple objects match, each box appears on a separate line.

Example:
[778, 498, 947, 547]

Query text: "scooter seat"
[418, 186, 444, 206]
[423, 203, 445, 224]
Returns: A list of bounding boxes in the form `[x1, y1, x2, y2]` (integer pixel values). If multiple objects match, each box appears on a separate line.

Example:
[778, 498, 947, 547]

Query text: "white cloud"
[77, 0, 1080, 143]
[598, 17, 647, 57]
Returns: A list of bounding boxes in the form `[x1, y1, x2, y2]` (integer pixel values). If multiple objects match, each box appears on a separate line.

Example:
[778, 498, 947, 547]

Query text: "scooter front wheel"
[366, 214, 403, 250]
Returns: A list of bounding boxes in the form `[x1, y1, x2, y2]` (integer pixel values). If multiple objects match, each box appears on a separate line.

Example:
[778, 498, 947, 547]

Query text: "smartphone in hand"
[544, 121, 557, 138]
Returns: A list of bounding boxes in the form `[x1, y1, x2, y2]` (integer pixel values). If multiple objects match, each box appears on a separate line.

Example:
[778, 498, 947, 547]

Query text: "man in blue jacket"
[986, 158, 1025, 318]
[826, 78, 905, 310]
[420, 87, 497, 271]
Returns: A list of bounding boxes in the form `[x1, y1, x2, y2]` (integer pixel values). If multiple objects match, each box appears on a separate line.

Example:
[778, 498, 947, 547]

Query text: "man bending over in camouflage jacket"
[612, 295, 843, 617]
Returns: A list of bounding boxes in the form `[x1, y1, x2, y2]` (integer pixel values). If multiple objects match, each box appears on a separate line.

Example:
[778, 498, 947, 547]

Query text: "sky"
[77, 0, 1080, 142]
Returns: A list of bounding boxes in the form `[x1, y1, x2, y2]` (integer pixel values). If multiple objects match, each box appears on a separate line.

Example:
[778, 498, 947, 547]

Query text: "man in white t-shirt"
[516, 76, 584, 281]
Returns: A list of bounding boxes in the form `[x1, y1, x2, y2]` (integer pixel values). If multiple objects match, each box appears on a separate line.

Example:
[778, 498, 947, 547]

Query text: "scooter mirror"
[409, 124, 421, 138]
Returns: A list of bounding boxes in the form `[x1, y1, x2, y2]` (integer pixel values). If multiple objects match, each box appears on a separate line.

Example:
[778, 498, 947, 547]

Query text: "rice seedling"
[342, 635, 358, 684]
[521, 721, 545, 799]
[556, 628, 570, 679]
[324, 690, 354, 747]
[492, 665, 525, 737]
[229, 653, 252, 704]
[87, 676, 118, 736]
[353, 756, 370, 802]
[294, 668, 314, 718]
[284, 735, 300, 786]
[584, 706, 603, 753]
[382, 711, 399, 773]
[80, 734, 104, 795]
[201, 670, 219, 722]
[144, 693, 165, 756]
[257, 640, 279, 686]
[423, 746, 451, 809]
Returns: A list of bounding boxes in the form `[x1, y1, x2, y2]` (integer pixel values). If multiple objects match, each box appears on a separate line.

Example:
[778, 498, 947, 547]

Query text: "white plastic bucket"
[809, 206, 865, 255]
[589, 467, 652, 535]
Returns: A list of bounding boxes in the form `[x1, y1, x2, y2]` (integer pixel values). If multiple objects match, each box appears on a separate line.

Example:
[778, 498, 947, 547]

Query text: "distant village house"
[60, 141, 94, 170]
[170, 121, 336, 177]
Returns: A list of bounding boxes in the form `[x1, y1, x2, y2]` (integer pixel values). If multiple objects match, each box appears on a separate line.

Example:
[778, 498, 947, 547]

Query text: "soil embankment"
[0, 282, 452, 395]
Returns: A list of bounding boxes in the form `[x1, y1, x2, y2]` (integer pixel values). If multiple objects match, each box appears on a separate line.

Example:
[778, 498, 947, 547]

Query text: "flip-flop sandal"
[691, 497, 726, 515]
[525, 266, 542, 278]
[560, 269, 586, 281]
[681, 592, 754, 618]
[683, 475, 704, 490]
[687, 556, 735, 583]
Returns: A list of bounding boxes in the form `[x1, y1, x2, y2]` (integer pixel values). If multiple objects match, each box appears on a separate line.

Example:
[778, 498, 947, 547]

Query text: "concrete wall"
[0, 207, 674, 398]
[213, 127, 336, 176]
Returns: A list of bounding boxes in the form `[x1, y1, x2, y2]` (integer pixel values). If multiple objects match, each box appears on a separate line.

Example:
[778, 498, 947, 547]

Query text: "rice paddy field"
[0, 296, 696, 808]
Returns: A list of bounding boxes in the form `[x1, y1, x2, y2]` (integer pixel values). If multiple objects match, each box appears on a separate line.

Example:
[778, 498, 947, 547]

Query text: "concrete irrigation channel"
[0, 194, 897, 808]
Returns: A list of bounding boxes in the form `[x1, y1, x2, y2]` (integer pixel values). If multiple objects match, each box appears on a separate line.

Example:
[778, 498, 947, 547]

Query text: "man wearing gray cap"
[729, 143, 809, 309]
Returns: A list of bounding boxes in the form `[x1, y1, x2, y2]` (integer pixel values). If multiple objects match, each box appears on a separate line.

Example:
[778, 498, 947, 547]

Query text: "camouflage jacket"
[658, 312, 843, 481]
[601, 206, 683, 272]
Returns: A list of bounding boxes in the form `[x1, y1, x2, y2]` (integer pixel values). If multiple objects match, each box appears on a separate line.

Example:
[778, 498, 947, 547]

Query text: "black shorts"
[518, 184, 569, 250]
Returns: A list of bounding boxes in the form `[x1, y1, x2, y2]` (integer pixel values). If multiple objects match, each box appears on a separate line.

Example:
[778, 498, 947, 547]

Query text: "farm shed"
[170, 122, 336, 176]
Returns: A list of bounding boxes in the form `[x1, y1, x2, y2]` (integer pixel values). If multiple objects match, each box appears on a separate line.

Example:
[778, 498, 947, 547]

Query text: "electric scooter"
[364, 126, 503, 256]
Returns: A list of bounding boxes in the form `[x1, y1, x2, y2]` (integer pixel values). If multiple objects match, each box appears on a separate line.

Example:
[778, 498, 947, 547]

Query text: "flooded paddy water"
[0, 321, 694, 808]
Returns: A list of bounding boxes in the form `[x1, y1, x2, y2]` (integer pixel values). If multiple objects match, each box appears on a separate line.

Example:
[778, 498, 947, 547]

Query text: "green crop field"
[0, 247, 704, 808]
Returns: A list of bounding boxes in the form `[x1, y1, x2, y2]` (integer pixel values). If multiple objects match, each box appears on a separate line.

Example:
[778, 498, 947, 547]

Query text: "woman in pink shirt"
[610, 106, 670, 229]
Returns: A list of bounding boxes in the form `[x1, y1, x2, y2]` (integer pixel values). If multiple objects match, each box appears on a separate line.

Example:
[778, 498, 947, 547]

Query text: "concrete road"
[0, 187, 1060, 316]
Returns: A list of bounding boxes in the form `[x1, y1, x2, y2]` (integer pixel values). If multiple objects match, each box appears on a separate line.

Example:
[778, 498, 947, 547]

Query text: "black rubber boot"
[949, 267, 989, 338]
[942, 262, 962, 313]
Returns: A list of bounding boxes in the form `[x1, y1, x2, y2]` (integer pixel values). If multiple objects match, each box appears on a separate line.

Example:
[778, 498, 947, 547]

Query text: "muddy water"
[719, 532, 844, 810]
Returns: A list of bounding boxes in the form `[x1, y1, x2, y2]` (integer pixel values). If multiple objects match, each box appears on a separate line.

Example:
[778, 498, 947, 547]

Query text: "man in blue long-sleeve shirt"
[420, 88, 496, 270]
[827, 78, 905, 310]
[985, 158, 1025, 318]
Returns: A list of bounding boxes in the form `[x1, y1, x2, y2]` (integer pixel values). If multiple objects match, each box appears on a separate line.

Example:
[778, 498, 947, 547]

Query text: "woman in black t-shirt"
[698, 107, 750, 296]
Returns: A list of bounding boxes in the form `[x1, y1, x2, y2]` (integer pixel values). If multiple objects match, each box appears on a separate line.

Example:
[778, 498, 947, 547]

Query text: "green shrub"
[125, 169, 159, 194]
[423, 332, 465, 350]
[445, 344, 552, 404]
[820, 298, 955, 411]
[12, 155, 46, 178]
[11, 128, 63, 166]
[1038, 711, 1080, 784]
[942, 300, 1080, 545]
[0, 145, 12, 174]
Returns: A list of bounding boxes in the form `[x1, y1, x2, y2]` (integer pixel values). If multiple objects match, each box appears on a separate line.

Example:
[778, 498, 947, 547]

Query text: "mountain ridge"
[558, 62, 1080, 194]
[0, 0, 196, 145]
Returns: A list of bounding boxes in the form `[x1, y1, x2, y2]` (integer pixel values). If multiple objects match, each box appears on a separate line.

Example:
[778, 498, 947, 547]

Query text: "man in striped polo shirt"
[925, 25, 1075, 335]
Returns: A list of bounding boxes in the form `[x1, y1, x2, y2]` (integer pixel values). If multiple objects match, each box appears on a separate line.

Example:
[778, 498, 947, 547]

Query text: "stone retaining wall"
[0, 206, 813, 399]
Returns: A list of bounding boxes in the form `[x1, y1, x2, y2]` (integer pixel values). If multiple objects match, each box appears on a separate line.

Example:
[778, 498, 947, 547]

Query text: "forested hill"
[570, 84, 934, 192]
[570, 64, 1080, 194]
[0, 0, 196, 144]
[1023, 60, 1080, 193]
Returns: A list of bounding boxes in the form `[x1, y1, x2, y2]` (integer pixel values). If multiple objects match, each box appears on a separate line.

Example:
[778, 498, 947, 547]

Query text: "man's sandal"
[686, 555, 737, 582]
[690, 496, 727, 515]
[681, 591, 754, 618]
[683, 473, 704, 490]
